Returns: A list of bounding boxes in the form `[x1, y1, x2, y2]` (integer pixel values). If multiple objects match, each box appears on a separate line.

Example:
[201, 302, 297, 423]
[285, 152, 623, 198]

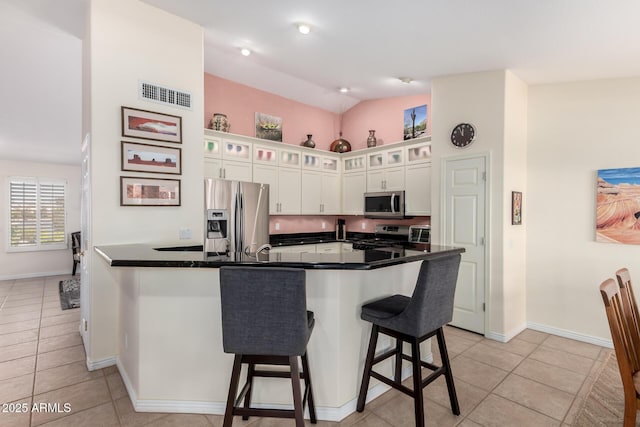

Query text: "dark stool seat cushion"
[361, 295, 410, 322]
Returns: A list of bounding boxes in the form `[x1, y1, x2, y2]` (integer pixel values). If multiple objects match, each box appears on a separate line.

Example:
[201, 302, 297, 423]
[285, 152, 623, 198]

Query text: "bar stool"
[219, 266, 317, 427]
[356, 254, 462, 427]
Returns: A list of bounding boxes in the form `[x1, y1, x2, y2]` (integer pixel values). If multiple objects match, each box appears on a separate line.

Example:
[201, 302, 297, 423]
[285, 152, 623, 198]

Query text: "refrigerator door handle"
[234, 192, 242, 253]
[239, 192, 246, 253]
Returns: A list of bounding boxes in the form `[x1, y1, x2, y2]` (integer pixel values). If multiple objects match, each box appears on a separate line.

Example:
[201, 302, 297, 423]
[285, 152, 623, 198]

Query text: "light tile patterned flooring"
[0, 275, 611, 426]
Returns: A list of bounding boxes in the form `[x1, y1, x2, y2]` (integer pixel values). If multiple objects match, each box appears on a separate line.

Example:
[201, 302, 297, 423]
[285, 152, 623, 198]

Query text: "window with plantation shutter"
[7, 177, 67, 252]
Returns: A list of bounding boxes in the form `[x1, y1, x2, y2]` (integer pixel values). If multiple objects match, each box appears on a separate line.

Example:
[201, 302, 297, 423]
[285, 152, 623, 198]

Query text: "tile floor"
[0, 275, 611, 426]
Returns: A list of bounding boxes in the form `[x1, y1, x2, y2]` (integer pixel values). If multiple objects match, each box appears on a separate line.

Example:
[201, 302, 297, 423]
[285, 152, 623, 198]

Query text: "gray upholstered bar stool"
[356, 254, 462, 427]
[219, 266, 316, 427]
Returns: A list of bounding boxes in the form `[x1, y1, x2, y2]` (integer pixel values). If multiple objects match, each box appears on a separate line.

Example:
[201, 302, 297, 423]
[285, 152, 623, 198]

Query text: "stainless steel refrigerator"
[204, 179, 270, 255]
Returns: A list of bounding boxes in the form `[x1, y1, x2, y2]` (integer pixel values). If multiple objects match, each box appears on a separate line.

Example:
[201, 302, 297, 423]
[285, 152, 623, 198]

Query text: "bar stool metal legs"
[222, 353, 316, 427]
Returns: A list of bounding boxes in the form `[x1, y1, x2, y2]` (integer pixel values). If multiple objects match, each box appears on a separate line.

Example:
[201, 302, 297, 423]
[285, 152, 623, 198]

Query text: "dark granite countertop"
[95, 243, 464, 270]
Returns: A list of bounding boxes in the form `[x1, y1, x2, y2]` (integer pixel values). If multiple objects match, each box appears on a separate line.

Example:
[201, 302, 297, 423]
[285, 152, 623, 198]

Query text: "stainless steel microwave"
[364, 191, 406, 219]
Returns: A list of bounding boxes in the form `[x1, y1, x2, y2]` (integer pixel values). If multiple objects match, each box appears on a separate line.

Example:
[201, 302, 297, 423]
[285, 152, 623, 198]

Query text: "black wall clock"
[450, 123, 476, 148]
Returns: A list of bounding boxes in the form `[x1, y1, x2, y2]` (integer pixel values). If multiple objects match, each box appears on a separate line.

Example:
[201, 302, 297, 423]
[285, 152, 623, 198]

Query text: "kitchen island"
[95, 243, 463, 421]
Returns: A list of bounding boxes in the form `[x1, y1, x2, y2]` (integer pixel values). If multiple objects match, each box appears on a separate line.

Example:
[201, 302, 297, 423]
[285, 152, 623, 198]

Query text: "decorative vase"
[367, 130, 377, 148]
[210, 113, 230, 132]
[301, 134, 315, 148]
[330, 133, 352, 153]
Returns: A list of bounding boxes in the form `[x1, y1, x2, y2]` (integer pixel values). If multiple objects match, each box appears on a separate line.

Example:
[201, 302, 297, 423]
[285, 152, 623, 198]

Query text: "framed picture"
[120, 176, 180, 206]
[512, 191, 522, 225]
[121, 141, 181, 175]
[403, 104, 428, 140]
[596, 167, 640, 244]
[121, 106, 182, 143]
[255, 112, 282, 142]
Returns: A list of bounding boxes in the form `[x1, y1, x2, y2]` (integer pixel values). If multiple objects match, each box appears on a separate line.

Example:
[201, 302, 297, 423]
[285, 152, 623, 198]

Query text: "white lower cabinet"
[271, 242, 352, 254]
[270, 244, 316, 254]
[405, 163, 431, 215]
[316, 242, 342, 253]
[253, 164, 301, 214]
[301, 171, 340, 215]
[342, 172, 366, 215]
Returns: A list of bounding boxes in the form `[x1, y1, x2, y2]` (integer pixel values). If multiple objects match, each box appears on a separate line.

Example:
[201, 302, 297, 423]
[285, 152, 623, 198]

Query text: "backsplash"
[269, 215, 430, 234]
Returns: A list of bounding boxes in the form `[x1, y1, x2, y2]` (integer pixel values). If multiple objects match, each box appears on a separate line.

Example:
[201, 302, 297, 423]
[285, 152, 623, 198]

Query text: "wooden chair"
[600, 278, 640, 426]
[616, 268, 640, 367]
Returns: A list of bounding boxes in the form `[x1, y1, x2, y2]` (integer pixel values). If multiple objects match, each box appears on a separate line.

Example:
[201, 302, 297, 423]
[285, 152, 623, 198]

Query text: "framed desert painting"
[120, 176, 180, 206]
[596, 167, 640, 244]
[403, 104, 427, 140]
[121, 141, 181, 175]
[121, 106, 182, 143]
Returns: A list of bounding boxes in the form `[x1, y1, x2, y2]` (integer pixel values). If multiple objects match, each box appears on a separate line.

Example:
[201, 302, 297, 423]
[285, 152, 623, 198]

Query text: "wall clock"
[450, 123, 476, 148]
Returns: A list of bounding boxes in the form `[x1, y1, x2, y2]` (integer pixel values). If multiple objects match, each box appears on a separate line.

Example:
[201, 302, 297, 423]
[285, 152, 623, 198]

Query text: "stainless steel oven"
[364, 191, 406, 219]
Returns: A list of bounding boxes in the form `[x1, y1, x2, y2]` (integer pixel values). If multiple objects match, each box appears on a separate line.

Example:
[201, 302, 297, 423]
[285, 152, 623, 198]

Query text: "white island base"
[113, 261, 432, 422]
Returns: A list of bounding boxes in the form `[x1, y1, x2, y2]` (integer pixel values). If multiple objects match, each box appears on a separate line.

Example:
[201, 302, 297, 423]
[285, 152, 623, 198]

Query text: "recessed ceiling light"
[297, 23, 311, 35]
[399, 77, 413, 84]
[339, 87, 349, 93]
[240, 48, 251, 56]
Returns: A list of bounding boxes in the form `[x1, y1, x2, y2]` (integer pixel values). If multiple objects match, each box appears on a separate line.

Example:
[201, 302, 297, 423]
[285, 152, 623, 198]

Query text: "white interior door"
[443, 156, 486, 334]
[80, 133, 92, 350]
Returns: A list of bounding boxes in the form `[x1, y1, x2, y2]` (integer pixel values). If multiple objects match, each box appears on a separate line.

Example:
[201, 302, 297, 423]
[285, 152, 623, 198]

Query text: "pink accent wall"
[204, 73, 340, 150]
[341, 94, 431, 150]
[204, 73, 432, 235]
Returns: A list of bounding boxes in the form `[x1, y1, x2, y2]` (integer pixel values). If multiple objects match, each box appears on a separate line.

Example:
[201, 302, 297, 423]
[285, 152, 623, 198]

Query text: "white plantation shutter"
[10, 179, 37, 247]
[7, 177, 67, 251]
[39, 181, 66, 245]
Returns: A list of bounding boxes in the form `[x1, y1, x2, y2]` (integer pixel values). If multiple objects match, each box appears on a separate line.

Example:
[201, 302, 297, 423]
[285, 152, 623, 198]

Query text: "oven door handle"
[390, 193, 396, 213]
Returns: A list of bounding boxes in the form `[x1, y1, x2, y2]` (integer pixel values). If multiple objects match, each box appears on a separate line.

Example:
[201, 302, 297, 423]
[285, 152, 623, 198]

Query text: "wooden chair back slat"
[600, 279, 638, 398]
[616, 268, 640, 371]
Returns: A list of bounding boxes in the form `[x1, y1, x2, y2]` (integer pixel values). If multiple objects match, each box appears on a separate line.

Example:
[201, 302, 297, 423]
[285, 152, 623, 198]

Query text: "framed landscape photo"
[121, 106, 182, 143]
[121, 141, 181, 175]
[512, 191, 522, 225]
[120, 176, 181, 206]
[403, 104, 428, 140]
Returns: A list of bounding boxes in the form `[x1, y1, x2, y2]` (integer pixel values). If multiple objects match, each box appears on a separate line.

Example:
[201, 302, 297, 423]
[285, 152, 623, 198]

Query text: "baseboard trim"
[86, 356, 117, 371]
[485, 322, 528, 343]
[115, 359, 416, 421]
[527, 321, 613, 349]
[0, 270, 72, 281]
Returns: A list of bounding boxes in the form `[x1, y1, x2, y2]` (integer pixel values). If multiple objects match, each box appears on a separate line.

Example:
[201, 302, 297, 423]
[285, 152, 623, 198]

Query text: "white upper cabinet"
[367, 146, 405, 169]
[406, 142, 431, 164]
[343, 153, 366, 173]
[204, 130, 431, 216]
[254, 144, 301, 169]
[302, 152, 339, 173]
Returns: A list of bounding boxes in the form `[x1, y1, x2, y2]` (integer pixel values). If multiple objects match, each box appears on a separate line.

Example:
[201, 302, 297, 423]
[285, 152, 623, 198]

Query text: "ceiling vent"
[139, 81, 192, 110]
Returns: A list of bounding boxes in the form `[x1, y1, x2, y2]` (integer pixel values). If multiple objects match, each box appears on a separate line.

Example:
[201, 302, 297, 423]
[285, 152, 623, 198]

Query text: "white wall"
[502, 71, 528, 336]
[85, 0, 204, 363]
[0, 160, 81, 279]
[431, 70, 507, 337]
[431, 70, 528, 339]
[527, 76, 640, 341]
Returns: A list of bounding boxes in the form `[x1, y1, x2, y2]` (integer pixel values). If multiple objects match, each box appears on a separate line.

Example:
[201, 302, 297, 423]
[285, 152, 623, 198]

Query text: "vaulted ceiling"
[3, 0, 640, 165]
